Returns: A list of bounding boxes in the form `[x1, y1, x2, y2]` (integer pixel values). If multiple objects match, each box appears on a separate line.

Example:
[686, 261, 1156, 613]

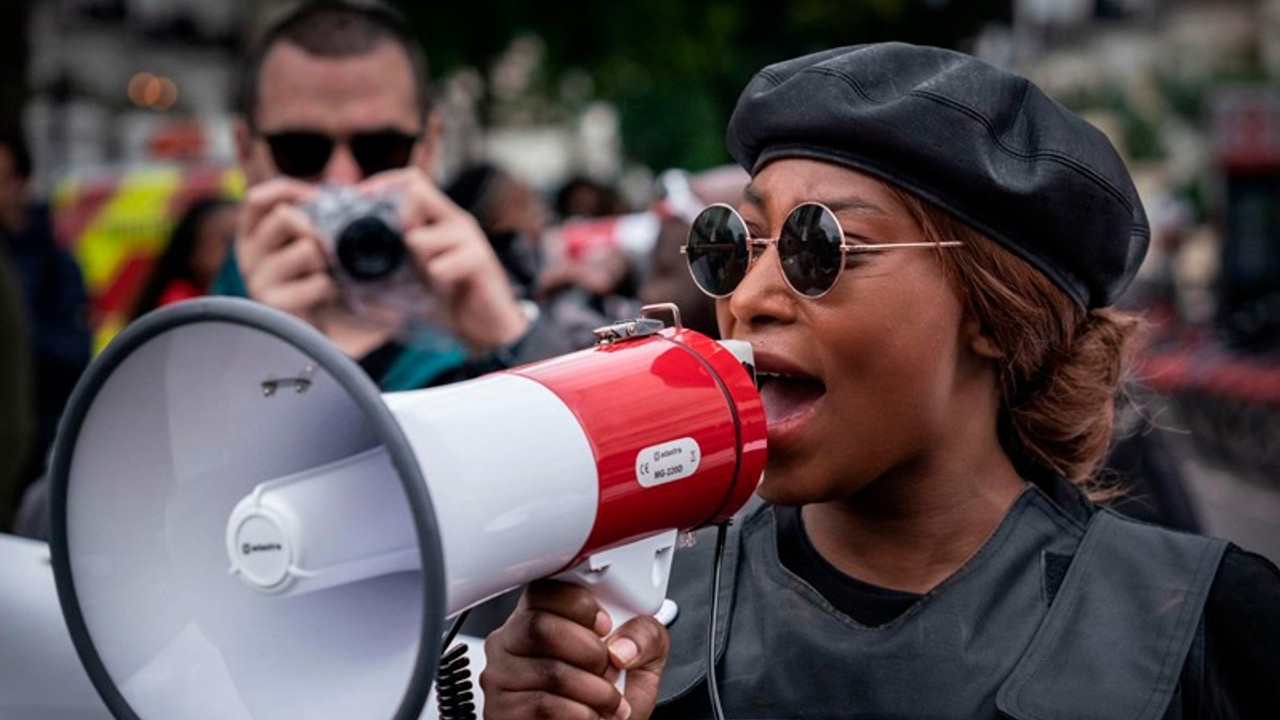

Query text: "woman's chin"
[755, 469, 810, 507]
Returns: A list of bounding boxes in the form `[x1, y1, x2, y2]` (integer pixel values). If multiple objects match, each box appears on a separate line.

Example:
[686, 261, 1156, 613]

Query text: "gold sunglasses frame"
[680, 201, 963, 299]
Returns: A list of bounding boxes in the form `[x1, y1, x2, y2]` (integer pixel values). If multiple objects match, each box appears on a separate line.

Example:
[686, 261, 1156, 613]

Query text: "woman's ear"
[965, 317, 1003, 359]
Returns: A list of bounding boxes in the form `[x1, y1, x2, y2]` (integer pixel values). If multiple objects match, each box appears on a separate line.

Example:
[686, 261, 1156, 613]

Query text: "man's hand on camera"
[237, 178, 394, 359]
[363, 168, 530, 355]
[237, 179, 334, 326]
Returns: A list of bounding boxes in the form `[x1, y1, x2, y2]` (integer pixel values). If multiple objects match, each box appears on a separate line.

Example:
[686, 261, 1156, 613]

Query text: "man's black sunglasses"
[262, 129, 420, 180]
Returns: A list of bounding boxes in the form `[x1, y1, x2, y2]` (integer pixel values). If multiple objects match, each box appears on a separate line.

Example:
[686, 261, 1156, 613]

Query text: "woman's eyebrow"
[739, 184, 887, 216]
[823, 196, 887, 216]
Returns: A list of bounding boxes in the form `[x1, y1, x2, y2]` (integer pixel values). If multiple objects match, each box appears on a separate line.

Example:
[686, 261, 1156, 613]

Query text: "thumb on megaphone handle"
[554, 529, 680, 693]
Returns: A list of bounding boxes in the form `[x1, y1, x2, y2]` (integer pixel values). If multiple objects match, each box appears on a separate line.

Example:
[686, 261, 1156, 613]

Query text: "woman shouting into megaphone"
[480, 43, 1280, 720]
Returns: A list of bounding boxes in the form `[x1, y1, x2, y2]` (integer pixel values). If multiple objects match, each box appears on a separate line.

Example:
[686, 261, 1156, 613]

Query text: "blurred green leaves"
[390, 0, 1009, 172]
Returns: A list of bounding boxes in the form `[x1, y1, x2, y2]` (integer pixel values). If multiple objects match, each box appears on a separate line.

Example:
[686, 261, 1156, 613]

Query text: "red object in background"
[1211, 90, 1280, 173]
[93, 255, 154, 324]
[1137, 332, 1280, 406]
[559, 215, 626, 261]
[149, 122, 206, 161]
[50, 163, 242, 351]
[157, 278, 203, 308]
[558, 210, 664, 262]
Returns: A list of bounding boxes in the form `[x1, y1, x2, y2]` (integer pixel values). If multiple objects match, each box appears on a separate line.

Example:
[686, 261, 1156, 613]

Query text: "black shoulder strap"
[656, 500, 760, 705]
[998, 510, 1228, 720]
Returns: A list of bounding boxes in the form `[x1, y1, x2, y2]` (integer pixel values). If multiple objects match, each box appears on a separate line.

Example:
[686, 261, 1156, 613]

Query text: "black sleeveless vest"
[655, 485, 1227, 719]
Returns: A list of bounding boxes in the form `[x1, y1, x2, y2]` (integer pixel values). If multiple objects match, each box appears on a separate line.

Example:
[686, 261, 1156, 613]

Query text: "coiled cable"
[435, 609, 476, 720]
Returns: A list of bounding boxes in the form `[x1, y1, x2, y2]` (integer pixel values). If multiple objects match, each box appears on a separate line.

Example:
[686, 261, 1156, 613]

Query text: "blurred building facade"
[25, 0, 248, 186]
[20, 0, 628, 194]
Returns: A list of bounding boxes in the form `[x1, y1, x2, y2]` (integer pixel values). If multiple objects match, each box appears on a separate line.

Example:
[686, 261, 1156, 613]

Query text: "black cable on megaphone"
[47, 297, 766, 720]
[434, 609, 475, 720]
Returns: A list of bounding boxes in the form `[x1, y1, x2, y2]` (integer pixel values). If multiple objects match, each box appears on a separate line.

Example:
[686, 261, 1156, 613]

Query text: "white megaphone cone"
[48, 297, 766, 720]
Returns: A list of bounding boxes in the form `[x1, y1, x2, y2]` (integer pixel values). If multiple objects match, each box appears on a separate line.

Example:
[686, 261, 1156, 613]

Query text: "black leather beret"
[726, 43, 1149, 309]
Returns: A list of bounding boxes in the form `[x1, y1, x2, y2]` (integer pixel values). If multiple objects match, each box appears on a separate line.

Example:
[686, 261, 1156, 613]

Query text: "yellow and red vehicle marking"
[50, 163, 244, 353]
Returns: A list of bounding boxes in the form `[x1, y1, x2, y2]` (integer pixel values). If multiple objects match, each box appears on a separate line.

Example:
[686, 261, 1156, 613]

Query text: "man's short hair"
[238, 0, 432, 128]
[0, 131, 33, 181]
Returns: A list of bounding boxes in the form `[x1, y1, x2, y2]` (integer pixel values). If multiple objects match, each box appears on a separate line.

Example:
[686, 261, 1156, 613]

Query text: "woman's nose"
[725, 241, 795, 327]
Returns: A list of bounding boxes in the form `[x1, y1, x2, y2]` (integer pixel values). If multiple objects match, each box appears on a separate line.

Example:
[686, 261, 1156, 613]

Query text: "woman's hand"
[480, 579, 671, 720]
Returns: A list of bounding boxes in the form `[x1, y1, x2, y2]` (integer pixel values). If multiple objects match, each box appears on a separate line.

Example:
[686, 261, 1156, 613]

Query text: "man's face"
[236, 41, 432, 187]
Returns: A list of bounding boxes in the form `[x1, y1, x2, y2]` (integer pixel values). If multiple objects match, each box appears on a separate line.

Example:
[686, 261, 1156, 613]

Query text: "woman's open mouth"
[757, 371, 826, 429]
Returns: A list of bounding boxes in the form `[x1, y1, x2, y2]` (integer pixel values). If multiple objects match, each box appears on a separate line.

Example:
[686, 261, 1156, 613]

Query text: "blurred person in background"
[16, 0, 583, 541]
[0, 249, 35, 531]
[543, 174, 638, 319]
[638, 215, 717, 336]
[536, 165, 749, 340]
[129, 197, 239, 320]
[535, 239, 639, 323]
[636, 165, 751, 339]
[554, 174, 627, 222]
[443, 162, 546, 295]
[216, 0, 579, 393]
[0, 130, 91, 520]
[445, 161, 609, 350]
[14, 194, 239, 538]
[537, 175, 653, 325]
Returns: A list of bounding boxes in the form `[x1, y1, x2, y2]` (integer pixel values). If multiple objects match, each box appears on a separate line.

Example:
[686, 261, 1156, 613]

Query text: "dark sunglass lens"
[266, 132, 333, 179]
[780, 203, 843, 297]
[350, 131, 417, 177]
[686, 206, 751, 296]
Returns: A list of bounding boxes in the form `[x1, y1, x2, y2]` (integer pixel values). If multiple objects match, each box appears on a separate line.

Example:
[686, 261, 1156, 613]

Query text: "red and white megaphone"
[47, 297, 765, 720]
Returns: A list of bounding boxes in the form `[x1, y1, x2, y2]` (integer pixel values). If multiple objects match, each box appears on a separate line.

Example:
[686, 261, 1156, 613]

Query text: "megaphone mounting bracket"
[591, 302, 684, 346]
[261, 365, 317, 396]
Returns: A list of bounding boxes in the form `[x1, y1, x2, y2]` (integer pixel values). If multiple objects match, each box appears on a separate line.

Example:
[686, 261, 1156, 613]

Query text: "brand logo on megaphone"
[241, 542, 284, 555]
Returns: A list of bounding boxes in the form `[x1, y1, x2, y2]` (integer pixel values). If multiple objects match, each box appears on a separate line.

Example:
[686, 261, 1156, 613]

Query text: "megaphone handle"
[590, 596, 679, 692]
[596, 596, 636, 692]
[555, 529, 680, 694]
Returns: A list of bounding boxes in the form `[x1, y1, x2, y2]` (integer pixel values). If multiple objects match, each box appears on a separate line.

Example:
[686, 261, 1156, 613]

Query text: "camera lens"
[335, 216, 405, 281]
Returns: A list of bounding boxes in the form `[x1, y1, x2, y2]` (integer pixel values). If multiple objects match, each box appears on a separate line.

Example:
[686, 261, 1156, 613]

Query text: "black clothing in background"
[1103, 402, 1203, 533]
[2, 203, 90, 527]
[0, 247, 35, 532]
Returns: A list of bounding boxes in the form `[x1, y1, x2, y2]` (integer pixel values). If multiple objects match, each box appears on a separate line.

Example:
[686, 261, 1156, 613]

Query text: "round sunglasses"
[681, 202, 963, 299]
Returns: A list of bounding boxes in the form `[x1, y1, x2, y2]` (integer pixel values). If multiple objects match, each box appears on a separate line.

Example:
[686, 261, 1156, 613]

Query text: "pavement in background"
[1176, 438, 1280, 565]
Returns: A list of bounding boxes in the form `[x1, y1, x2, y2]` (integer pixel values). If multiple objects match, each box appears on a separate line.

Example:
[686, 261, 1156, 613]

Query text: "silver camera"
[302, 186, 432, 318]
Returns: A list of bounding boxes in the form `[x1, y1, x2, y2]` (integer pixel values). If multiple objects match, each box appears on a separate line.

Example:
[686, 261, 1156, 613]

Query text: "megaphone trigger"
[556, 529, 680, 691]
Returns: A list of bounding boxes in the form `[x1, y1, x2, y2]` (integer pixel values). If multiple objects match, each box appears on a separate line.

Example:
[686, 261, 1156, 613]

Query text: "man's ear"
[413, 111, 443, 178]
[965, 316, 1003, 359]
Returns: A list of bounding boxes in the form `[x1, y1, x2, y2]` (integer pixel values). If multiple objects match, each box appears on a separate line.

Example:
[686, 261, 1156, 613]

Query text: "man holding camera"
[222, 0, 572, 389]
[16, 0, 582, 540]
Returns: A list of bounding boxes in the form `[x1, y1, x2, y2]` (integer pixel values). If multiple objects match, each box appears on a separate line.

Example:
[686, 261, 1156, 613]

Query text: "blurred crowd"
[0, 10, 748, 533]
[3, 0, 1278, 556]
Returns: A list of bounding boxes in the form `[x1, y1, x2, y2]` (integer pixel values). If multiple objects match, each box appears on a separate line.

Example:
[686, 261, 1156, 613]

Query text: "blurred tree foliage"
[0, 0, 30, 138]
[390, 0, 1010, 172]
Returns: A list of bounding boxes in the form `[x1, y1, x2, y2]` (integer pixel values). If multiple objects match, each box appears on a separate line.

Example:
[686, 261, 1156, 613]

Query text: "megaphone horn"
[49, 297, 766, 720]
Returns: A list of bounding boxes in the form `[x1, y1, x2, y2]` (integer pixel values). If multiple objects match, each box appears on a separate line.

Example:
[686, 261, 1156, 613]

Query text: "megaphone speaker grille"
[49, 298, 446, 720]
